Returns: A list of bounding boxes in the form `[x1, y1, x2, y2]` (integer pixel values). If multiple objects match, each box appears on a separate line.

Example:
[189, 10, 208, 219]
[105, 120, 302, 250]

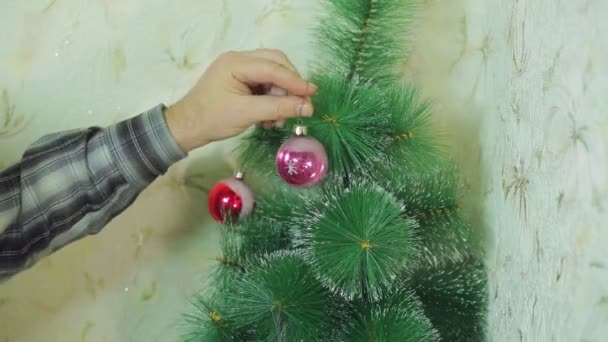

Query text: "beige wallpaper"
[1, 0, 607, 341]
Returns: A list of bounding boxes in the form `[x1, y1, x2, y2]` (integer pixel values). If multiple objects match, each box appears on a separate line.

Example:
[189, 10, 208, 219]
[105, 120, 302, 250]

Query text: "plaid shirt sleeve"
[0, 104, 186, 281]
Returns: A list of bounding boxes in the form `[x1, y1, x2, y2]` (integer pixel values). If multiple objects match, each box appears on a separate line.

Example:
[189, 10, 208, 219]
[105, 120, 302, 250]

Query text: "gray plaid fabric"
[0, 104, 185, 281]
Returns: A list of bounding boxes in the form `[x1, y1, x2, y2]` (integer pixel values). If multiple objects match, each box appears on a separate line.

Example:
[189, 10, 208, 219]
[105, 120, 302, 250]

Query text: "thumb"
[247, 95, 314, 122]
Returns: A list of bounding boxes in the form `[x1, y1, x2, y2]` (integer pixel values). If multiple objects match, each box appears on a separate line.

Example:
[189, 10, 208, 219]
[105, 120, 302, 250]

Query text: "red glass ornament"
[276, 125, 328, 187]
[208, 171, 254, 223]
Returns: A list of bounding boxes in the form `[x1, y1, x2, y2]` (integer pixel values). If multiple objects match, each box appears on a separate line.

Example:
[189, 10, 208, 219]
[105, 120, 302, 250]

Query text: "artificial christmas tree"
[186, 0, 487, 341]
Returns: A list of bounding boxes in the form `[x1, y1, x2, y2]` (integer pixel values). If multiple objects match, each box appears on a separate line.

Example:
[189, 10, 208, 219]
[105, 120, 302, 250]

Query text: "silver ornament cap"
[294, 125, 308, 136]
[234, 170, 245, 180]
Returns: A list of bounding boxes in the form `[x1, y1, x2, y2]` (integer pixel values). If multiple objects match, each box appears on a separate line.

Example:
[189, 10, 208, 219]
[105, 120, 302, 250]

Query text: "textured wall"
[0, 1, 606, 341]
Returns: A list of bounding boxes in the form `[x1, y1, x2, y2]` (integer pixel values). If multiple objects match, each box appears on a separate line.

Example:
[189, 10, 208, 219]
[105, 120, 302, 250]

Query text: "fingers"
[268, 87, 287, 128]
[244, 49, 300, 76]
[232, 56, 317, 97]
[247, 95, 314, 122]
[219, 50, 317, 129]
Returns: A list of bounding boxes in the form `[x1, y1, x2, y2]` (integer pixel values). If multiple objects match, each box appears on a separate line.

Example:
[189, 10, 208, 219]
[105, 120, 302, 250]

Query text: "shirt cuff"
[104, 104, 187, 190]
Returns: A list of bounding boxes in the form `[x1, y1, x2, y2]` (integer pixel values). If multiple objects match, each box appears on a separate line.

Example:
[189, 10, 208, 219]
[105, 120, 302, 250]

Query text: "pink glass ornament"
[276, 126, 328, 187]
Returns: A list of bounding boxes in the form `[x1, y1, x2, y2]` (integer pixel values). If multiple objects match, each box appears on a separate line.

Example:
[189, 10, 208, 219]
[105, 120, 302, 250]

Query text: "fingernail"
[300, 102, 313, 116]
[308, 83, 318, 93]
[270, 86, 288, 96]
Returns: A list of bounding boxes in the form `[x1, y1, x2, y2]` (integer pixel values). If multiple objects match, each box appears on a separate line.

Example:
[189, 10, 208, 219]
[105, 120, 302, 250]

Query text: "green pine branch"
[314, 0, 419, 86]
[238, 126, 286, 178]
[382, 84, 446, 170]
[408, 257, 488, 342]
[240, 75, 394, 177]
[346, 289, 440, 341]
[222, 252, 334, 341]
[291, 178, 418, 301]
[376, 157, 481, 265]
[183, 289, 252, 342]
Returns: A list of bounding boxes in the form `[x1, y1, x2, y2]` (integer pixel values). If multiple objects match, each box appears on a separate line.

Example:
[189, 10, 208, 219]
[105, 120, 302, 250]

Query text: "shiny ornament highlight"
[276, 125, 328, 187]
[208, 171, 254, 223]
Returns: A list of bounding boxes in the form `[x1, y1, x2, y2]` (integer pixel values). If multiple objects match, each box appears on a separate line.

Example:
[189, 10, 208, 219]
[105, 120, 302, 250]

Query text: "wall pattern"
[1, 0, 606, 341]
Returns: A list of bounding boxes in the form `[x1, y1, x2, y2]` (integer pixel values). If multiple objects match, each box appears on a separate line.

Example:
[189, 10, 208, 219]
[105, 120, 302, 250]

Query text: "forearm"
[0, 104, 185, 281]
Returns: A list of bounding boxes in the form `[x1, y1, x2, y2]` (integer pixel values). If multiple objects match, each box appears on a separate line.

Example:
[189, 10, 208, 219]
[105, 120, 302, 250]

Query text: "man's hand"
[165, 49, 317, 152]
